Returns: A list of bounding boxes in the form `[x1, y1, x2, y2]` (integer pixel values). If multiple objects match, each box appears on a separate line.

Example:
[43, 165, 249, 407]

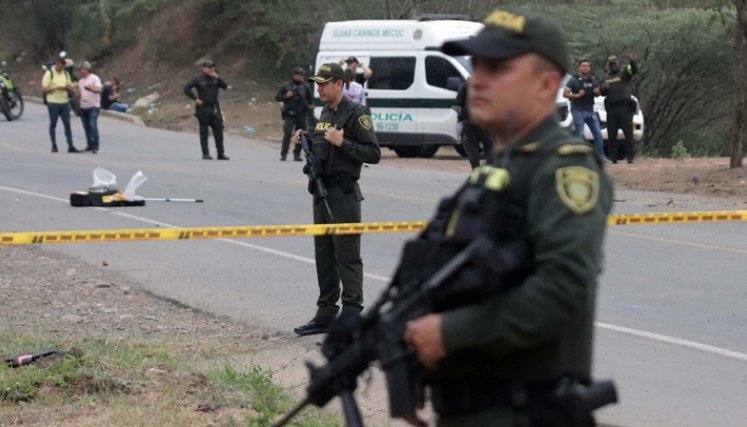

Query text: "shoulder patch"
[556, 144, 593, 156]
[358, 114, 372, 130]
[555, 166, 599, 214]
[517, 142, 540, 153]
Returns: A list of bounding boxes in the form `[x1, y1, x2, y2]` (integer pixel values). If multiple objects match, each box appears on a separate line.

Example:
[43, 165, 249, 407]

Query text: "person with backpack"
[41, 57, 80, 153]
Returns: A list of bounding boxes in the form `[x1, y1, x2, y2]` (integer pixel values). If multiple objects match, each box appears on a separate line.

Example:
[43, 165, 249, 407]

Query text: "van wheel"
[454, 144, 468, 157]
[392, 146, 422, 158]
[418, 145, 439, 158]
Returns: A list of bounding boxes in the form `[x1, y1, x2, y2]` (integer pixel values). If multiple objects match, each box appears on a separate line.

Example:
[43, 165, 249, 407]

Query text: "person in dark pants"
[601, 52, 638, 164]
[275, 67, 313, 161]
[292, 63, 381, 336]
[455, 78, 493, 169]
[184, 60, 229, 160]
[564, 59, 609, 162]
[41, 57, 80, 153]
[404, 8, 614, 426]
[76, 61, 103, 154]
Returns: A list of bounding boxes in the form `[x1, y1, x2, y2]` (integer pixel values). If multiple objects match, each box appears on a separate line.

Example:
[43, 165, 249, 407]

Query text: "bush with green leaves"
[671, 140, 691, 159]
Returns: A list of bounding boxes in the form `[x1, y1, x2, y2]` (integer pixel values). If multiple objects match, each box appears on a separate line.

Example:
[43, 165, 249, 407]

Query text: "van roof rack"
[416, 14, 470, 21]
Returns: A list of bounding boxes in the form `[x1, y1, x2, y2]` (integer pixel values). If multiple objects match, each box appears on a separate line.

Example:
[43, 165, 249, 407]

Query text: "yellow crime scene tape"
[1, 211, 746, 245]
[0, 221, 428, 245]
[607, 210, 747, 226]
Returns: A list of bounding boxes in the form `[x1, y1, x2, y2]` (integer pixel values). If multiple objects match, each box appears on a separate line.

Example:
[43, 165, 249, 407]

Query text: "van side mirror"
[446, 77, 462, 92]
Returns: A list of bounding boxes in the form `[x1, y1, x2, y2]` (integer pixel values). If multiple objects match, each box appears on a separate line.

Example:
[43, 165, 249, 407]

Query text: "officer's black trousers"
[606, 105, 634, 162]
[312, 184, 363, 319]
[196, 107, 224, 156]
[281, 113, 305, 159]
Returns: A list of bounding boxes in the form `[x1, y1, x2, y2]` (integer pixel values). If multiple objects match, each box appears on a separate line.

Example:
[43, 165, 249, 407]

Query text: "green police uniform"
[309, 96, 380, 322]
[431, 117, 613, 426]
[430, 8, 614, 426]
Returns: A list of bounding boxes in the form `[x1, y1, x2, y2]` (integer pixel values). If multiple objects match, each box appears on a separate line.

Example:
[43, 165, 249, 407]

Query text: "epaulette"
[556, 143, 594, 156]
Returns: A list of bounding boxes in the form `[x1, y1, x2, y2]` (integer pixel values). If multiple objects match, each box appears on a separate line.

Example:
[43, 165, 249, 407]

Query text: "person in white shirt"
[77, 61, 103, 153]
[342, 79, 366, 106]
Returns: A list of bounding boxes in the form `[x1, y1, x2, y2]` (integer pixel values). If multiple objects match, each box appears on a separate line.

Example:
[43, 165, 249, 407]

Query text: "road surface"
[1, 104, 745, 426]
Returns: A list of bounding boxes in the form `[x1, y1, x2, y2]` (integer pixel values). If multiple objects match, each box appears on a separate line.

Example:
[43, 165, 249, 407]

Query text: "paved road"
[1, 104, 746, 426]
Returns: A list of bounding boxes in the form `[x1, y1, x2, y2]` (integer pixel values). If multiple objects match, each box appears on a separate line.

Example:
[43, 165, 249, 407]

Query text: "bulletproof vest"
[285, 81, 309, 113]
[395, 136, 576, 310]
[604, 70, 633, 102]
[311, 101, 364, 178]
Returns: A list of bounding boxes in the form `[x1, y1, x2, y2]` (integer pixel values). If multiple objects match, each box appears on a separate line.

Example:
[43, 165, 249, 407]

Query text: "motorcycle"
[0, 61, 24, 121]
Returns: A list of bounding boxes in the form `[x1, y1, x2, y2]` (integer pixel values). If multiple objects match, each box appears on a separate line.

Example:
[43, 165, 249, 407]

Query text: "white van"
[313, 19, 572, 158]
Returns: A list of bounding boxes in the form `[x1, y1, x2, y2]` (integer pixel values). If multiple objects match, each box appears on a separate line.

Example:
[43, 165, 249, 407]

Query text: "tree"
[731, 0, 746, 167]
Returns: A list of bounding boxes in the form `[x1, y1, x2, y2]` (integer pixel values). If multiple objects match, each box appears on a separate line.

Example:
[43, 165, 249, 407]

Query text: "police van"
[313, 19, 572, 158]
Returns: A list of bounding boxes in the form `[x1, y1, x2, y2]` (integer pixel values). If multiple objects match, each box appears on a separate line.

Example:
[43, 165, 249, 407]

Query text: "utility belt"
[431, 376, 615, 426]
[317, 173, 364, 201]
[196, 103, 219, 111]
[430, 378, 556, 417]
[605, 98, 632, 108]
[321, 173, 356, 192]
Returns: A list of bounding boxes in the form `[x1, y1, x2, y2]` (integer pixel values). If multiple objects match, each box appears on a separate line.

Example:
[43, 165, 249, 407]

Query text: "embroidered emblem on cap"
[484, 10, 526, 33]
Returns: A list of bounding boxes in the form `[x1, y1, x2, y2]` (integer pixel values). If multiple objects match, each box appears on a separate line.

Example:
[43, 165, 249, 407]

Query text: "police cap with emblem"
[308, 62, 346, 83]
[441, 8, 568, 74]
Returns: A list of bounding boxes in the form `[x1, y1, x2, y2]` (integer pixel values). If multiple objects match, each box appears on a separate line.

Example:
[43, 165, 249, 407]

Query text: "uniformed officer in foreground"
[293, 63, 381, 336]
[183, 60, 229, 160]
[403, 8, 613, 426]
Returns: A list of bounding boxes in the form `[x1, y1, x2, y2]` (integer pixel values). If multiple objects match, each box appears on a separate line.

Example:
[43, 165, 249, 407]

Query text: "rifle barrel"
[269, 398, 310, 427]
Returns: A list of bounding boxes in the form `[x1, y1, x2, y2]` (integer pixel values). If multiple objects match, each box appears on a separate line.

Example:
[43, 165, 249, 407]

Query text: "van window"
[425, 56, 463, 90]
[368, 57, 416, 90]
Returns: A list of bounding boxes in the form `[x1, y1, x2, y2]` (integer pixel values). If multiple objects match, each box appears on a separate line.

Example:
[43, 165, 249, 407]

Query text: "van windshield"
[455, 56, 472, 75]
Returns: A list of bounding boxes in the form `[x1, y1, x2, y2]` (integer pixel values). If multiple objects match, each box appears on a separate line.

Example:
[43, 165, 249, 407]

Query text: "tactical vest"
[311, 100, 366, 178]
[397, 133, 599, 310]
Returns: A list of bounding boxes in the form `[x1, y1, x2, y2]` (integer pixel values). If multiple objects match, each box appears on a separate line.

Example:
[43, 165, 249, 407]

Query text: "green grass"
[1, 332, 340, 426]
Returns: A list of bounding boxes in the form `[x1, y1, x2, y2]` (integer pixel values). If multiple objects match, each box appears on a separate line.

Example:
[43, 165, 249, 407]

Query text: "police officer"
[403, 8, 613, 426]
[293, 62, 381, 336]
[455, 78, 493, 169]
[184, 60, 229, 160]
[601, 52, 638, 164]
[275, 67, 313, 161]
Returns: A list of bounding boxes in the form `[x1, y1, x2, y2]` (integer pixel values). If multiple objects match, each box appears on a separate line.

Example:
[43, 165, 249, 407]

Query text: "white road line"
[3, 184, 746, 362]
[596, 322, 747, 362]
[0, 186, 392, 283]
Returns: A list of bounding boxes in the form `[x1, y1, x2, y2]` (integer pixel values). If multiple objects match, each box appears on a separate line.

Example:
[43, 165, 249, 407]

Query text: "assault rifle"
[299, 131, 333, 219]
[273, 232, 618, 426]
[272, 235, 530, 426]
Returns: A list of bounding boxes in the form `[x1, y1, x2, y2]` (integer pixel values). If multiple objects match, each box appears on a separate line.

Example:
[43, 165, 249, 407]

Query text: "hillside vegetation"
[0, 0, 739, 157]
